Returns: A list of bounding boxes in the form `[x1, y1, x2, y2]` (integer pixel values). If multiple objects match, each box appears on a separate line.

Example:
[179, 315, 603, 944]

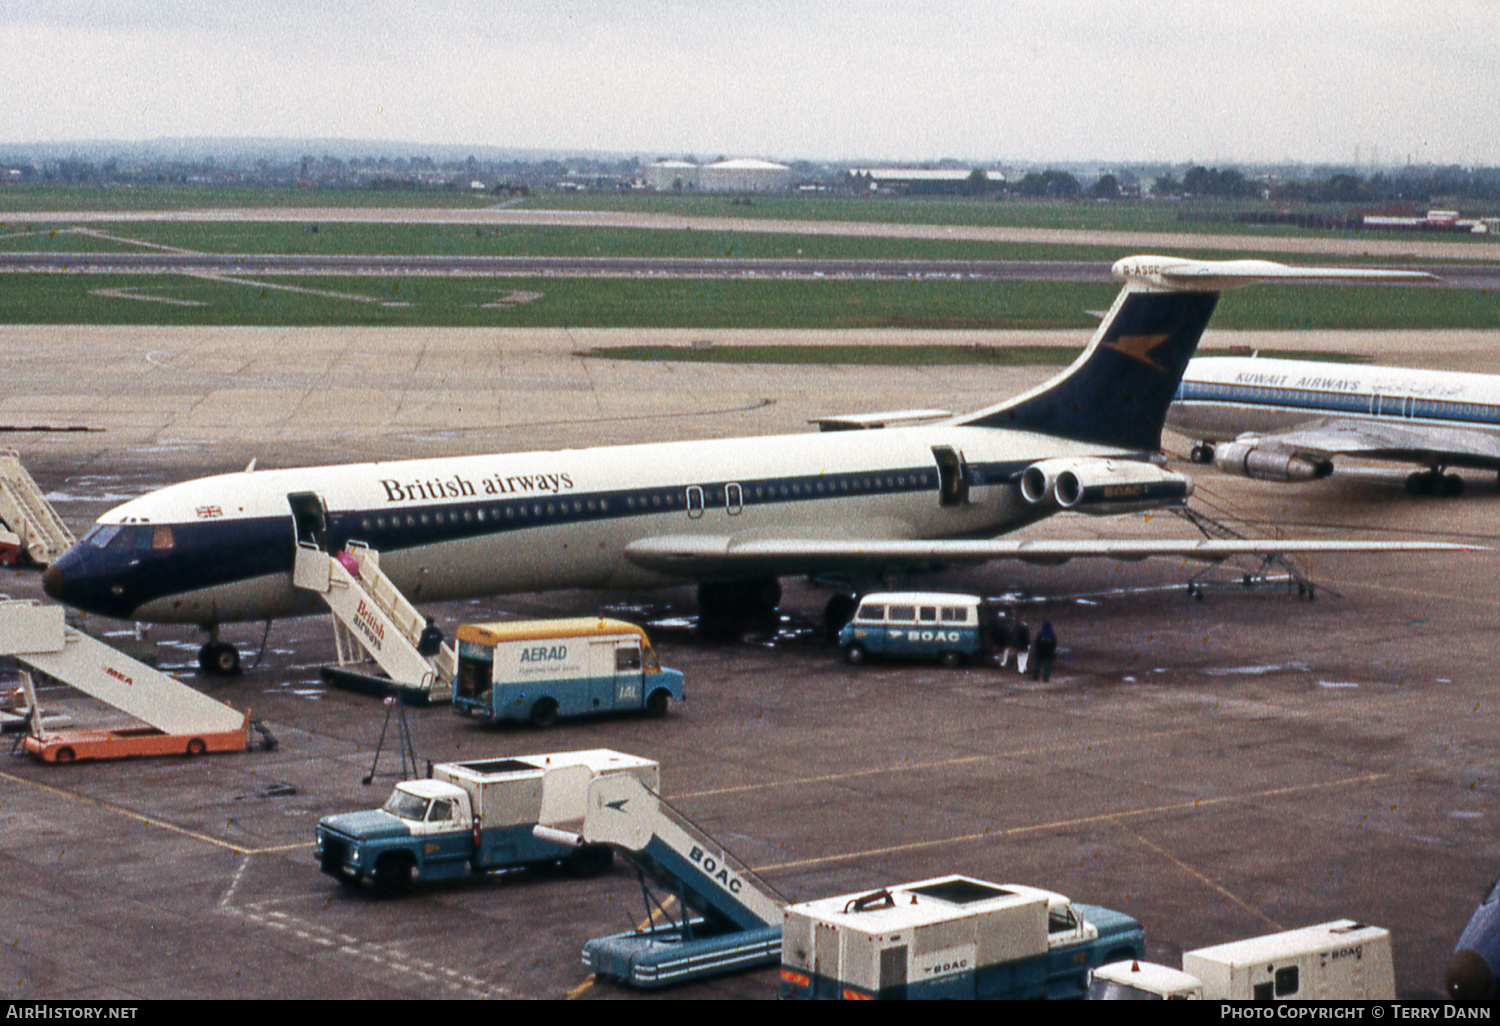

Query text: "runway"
[2, 251, 1496, 290]
[6, 205, 1500, 262]
[0, 322, 1495, 999]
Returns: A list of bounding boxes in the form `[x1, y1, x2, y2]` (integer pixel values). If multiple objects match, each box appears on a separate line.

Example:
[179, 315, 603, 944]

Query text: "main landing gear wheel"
[697, 578, 782, 639]
[1189, 442, 1215, 465]
[198, 641, 241, 676]
[1406, 470, 1464, 497]
[823, 593, 858, 636]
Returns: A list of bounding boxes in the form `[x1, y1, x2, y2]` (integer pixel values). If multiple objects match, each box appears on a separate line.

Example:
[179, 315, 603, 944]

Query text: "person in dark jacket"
[989, 610, 1016, 667]
[1011, 620, 1030, 675]
[1031, 619, 1057, 681]
[417, 616, 444, 657]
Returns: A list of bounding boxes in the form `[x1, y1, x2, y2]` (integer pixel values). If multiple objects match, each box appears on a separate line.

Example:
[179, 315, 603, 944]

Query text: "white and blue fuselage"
[48, 424, 1124, 625]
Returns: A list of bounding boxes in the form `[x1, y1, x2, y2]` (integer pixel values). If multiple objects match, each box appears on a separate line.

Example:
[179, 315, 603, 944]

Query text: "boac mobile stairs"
[534, 770, 786, 988]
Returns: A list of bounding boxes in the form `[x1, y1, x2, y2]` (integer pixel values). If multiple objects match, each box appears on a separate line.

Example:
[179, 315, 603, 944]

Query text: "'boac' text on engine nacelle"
[1019, 458, 1194, 516]
[1212, 439, 1333, 483]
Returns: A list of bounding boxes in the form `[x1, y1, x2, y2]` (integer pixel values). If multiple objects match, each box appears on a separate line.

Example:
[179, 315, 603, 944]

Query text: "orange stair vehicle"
[2, 600, 252, 764]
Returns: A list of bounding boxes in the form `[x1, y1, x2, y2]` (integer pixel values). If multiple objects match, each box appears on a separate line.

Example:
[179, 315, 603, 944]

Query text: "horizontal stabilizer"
[624, 534, 1481, 576]
[1112, 256, 1439, 293]
[809, 409, 954, 432]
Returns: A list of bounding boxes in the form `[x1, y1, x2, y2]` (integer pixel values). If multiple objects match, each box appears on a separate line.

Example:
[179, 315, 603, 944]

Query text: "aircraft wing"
[623, 534, 1480, 576]
[1245, 418, 1500, 468]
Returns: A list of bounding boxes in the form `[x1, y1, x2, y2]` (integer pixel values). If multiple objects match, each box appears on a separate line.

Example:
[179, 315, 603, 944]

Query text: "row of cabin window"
[1200, 383, 1497, 420]
[752, 472, 933, 500]
[856, 604, 974, 624]
[353, 473, 936, 533]
[359, 496, 622, 533]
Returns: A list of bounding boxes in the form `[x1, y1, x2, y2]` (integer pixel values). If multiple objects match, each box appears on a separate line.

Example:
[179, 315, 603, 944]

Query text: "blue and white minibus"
[838, 592, 990, 668]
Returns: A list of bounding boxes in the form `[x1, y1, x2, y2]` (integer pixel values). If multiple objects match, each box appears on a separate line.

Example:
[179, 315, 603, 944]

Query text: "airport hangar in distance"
[1, 217, 1499, 999]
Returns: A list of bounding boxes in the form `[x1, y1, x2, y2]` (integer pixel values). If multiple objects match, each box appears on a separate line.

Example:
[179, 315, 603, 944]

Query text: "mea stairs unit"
[1, 599, 257, 762]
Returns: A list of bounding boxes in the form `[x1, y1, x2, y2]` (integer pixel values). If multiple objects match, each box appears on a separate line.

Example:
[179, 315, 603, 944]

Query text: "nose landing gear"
[198, 625, 241, 676]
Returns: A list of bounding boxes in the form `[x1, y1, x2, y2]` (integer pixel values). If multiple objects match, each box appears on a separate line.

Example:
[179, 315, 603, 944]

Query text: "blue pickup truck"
[315, 750, 659, 891]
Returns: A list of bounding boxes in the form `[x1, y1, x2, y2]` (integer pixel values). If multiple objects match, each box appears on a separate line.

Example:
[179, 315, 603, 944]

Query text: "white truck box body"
[783, 875, 1050, 991]
[1182, 919, 1395, 1000]
[490, 633, 638, 685]
[433, 749, 659, 828]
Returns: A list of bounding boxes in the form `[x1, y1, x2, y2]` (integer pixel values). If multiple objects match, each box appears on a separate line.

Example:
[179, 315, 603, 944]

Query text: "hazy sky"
[4, 1, 1498, 164]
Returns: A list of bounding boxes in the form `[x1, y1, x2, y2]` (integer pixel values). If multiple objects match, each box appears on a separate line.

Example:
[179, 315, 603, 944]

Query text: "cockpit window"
[104, 526, 155, 550]
[84, 524, 123, 548]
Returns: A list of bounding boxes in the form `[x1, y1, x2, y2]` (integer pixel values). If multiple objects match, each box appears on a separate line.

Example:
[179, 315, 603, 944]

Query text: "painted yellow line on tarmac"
[674, 724, 1207, 801]
[1110, 817, 1284, 932]
[0, 768, 303, 855]
[754, 768, 1417, 874]
[567, 894, 679, 999]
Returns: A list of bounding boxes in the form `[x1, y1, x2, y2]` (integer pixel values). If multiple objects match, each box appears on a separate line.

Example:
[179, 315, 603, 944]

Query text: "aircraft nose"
[1446, 948, 1494, 1000]
[42, 561, 66, 602]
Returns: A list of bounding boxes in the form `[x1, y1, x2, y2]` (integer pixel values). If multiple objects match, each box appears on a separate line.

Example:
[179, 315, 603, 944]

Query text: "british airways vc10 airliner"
[42, 255, 1471, 674]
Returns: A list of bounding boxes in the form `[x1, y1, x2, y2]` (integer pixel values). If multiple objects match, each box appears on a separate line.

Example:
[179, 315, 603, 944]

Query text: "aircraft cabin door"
[686, 485, 705, 519]
[288, 492, 329, 551]
[288, 492, 332, 592]
[932, 446, 969, 507]
[725, 482, 743, 515]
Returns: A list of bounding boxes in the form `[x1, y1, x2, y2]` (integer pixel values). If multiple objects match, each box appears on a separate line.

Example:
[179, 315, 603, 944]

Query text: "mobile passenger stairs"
[0, 449, 75, 566]
[533, 771, 786, 988]
[0, 598, 262, 762]
[1170, 505, 1329, 602]
[287, 488, 455, 703]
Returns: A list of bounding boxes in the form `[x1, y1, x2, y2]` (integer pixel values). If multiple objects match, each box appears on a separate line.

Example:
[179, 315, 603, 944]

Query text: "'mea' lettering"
[519, 644, 568, 663]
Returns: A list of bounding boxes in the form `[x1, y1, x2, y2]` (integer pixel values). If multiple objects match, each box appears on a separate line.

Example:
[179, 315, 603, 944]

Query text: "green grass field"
[1, 273, 1490, 331]
[0, 219, 1148, 263]
[0, 216, 1468, 268]
[0, 183, 497, 213]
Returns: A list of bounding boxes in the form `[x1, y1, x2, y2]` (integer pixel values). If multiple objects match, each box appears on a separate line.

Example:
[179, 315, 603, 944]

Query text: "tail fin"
[957, 255, 1437, 452]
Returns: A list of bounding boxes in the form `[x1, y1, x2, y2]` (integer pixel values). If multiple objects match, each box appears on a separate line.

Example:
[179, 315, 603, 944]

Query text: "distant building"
[847, 168, 1006, 195]
[644, 159, 700, 191]
[644, 157, 792, 193]
[698, 158, 793, 193]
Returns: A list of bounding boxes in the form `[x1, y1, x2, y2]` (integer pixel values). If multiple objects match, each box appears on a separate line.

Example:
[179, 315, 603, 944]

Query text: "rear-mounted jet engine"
[1019, 458, 1193, 516]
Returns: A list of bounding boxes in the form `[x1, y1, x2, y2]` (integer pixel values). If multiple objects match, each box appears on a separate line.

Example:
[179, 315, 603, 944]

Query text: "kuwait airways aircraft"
[43, 255, 1474, 673]
[1172, 355, 1500, 496]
